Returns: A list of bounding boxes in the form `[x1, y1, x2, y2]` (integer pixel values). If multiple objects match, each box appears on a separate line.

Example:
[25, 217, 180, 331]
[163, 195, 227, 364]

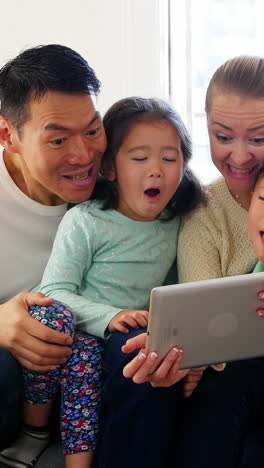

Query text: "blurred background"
[1, 0, 264, 183]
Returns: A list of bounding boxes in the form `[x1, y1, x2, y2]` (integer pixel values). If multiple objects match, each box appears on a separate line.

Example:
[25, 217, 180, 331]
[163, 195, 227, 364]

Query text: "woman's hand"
[122, 332, 189, 387]
[257, 291, 264, 316]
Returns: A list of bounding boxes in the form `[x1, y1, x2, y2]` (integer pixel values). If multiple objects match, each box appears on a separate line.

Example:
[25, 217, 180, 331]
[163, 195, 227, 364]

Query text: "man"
[0, 43, 107, 450]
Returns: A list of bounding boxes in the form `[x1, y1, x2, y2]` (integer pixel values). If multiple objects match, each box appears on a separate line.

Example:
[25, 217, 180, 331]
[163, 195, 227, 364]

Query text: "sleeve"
[177, 207, 222, 283]
[40, 208, 122, 338]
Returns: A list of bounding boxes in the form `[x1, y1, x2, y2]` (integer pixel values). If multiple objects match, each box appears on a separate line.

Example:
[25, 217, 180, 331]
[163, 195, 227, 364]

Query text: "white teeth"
[70, 172, 88, 180]
[230, 167, 252, 174]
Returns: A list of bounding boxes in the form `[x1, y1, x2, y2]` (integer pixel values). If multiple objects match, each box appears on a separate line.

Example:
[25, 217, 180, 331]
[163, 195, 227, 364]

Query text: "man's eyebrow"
[44, 111, 101, 132]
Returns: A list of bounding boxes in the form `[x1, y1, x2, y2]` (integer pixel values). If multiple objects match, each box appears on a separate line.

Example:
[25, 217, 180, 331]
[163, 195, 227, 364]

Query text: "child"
[249, 167, 264, 272]
[0, 97, 204, 468]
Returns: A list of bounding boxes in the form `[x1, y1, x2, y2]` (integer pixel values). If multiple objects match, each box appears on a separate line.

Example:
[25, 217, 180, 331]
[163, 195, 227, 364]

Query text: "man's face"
[10, 91, 107, 205]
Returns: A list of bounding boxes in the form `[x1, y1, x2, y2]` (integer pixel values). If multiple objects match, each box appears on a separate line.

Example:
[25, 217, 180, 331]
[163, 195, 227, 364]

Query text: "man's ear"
[102, 158, 116, 182]
[0, 116, 19, 152]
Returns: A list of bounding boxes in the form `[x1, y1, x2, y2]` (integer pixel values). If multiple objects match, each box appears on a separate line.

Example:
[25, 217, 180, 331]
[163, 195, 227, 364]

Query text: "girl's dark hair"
[91, 96, 205, 218]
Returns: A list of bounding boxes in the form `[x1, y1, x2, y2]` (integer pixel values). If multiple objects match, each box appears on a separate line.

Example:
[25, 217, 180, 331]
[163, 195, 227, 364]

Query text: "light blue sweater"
[40, 200, 179, 338]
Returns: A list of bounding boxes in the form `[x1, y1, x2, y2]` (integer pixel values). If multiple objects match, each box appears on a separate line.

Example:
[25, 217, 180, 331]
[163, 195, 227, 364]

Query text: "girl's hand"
[183, 368, 204, 398]
[122, 332, 189, 387]
[108, 310, 149, 333]
[257, 291, 264, 317]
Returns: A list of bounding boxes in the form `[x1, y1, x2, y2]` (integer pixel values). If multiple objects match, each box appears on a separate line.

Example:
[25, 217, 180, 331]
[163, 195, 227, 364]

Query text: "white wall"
[1, 0, 169, 114]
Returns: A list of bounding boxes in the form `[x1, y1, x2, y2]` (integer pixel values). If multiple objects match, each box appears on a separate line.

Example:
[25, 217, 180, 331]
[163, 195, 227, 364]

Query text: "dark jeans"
[93, 328, 184, 468]
[93, 329, 264, 468]
[0, 346, 24, 450]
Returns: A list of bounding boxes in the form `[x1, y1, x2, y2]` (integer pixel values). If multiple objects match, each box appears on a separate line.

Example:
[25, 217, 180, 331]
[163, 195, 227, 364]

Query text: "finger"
[25, 316, 73, 345]
[150, 347, 183, 380]
[130, 351, 159, 384]
[256, 308, 264, 317]
[134, 314, 148, 328]
[16, 355, 59, 372]
[121, 316, 139, 329]
[123, 350, 148, 379]
[122, 333, 147, 354]
[13, 332, 72, 363]
[114, 322, 129, 333]
[258, 291, 264, 301]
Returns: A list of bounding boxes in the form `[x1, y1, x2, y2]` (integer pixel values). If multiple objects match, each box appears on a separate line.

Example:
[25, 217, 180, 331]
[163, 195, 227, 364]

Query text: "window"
[169, 0, 264, 183]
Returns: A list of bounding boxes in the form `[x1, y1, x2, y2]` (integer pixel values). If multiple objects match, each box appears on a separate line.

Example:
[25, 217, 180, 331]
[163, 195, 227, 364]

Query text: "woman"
[123, 56, 264, 468]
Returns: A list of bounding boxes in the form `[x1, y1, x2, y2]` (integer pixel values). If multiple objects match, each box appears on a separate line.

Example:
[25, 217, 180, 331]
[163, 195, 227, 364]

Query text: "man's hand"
[122, 332, 189, 387]
[0, 292, 73, 371]
[108, 310, 149, 333]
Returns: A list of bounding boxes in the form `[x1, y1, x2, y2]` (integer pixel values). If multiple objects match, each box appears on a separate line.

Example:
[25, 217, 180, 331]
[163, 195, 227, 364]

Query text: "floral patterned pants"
[23, 301, 103, 455]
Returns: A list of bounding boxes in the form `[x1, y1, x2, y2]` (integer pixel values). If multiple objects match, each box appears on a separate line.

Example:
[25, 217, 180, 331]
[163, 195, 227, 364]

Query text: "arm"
[0, 292, 73, 371]
[40, 208, 131, 338]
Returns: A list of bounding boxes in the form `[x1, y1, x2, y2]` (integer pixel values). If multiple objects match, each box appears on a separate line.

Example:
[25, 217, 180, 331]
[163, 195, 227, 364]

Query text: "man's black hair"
[0, 44, 101, 129]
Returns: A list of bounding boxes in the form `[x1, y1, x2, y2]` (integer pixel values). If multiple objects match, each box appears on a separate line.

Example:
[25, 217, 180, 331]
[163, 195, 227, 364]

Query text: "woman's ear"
[0, 117, 19, 152]
[102, 158, 116, 182]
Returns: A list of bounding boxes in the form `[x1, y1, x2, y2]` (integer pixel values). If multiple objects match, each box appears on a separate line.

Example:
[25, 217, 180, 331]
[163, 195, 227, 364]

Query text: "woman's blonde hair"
[205, 55, 264, 112]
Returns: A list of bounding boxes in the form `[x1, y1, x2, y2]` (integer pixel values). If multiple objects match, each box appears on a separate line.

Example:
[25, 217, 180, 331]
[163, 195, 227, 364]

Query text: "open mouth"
[144, 188, 160, 197]
[64, 167, 93, 180]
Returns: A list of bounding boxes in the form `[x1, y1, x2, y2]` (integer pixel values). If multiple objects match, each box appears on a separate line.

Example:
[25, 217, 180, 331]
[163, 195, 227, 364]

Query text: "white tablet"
[146, 272, 264, 370]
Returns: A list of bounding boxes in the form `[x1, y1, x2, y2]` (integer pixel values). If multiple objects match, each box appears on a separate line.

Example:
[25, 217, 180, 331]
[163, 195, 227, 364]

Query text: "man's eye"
[50, 138, 65, 146]
[87, 127, 101, 136]
[216, 134, 232, 142]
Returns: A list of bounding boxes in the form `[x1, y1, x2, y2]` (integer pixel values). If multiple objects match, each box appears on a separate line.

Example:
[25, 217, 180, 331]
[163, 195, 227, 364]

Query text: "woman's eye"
[258, 196, 264, 201]
[216, 134, 232, 142]
[249, 137, 264, 144]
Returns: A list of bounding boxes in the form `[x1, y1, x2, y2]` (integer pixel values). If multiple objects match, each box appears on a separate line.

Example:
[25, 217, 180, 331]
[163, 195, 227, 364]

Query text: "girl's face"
[106, 119, 184, 222]
[249, 174, 264, 262]
[207, 92, 264, 196]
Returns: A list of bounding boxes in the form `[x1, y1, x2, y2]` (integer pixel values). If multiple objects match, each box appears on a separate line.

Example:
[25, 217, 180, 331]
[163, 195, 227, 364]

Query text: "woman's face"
[207, 92, 264, 195]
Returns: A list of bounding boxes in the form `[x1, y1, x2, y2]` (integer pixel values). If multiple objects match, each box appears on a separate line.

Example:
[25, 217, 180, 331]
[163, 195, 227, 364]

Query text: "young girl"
[249, 168, 264, 273]
[0, 97, 204, 468]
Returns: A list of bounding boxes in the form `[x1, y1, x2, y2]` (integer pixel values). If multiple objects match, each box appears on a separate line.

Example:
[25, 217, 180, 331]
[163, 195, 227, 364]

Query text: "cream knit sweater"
[178, 177, 257, 283]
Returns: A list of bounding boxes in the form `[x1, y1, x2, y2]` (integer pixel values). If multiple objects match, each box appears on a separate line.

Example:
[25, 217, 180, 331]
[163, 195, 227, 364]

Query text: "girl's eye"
[215, 134, 232, 142]
[132, 157, 147, 161]
[163, 157, 176, 162]
[258, 196, 264, 201]
[50, 138, 66, 146]
[249, 137, 264, 144]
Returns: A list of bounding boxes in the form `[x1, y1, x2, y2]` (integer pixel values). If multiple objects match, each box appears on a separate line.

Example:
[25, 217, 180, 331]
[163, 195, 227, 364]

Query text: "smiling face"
[207, 92, 264, 197]
[104, 119, 184, 222]
[249, 173, 264, 261]
[5, 91, 107, 205]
